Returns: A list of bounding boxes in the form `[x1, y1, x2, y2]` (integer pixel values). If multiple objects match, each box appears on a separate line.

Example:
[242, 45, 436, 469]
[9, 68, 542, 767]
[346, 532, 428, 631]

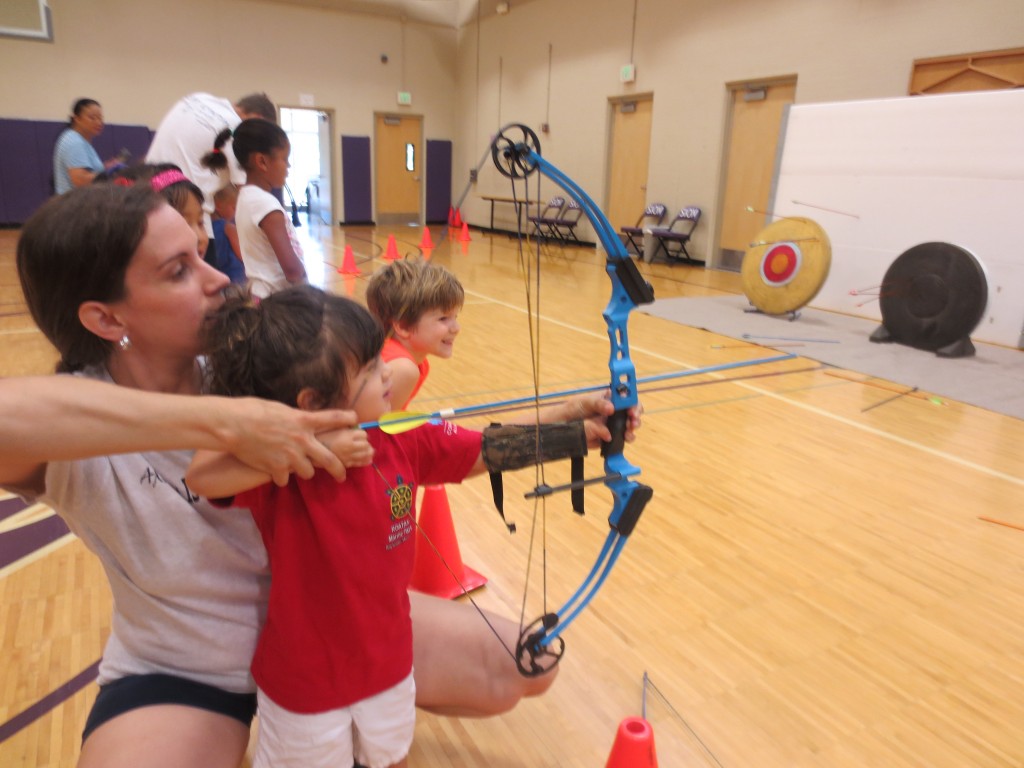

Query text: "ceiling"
[243, 0, 520, 28]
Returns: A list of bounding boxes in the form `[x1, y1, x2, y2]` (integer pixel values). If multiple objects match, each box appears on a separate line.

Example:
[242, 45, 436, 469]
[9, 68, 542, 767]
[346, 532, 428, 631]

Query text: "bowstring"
[370, 463, 520, 663]
[401, 130, 559, 664]
[510, 163, 549, 638]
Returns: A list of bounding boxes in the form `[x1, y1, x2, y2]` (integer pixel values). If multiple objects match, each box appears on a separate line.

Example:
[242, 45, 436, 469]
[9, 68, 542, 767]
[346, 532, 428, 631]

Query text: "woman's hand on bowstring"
[217, 397, 360, 485]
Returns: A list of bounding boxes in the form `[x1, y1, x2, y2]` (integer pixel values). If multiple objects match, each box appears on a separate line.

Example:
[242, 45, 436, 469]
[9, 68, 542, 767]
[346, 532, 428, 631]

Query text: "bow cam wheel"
[492, 124, 541, 179]
[515, 613, 565, 677]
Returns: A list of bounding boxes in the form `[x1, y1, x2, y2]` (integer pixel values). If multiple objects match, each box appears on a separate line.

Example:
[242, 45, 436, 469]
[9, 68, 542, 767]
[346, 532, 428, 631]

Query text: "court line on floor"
[0, 327, 41, 335]
[0, 660, 100, 744]
[464, 286, 1024, 489]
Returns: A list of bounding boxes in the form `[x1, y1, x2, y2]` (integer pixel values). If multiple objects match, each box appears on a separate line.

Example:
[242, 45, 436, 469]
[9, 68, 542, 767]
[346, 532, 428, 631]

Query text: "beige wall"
[2, 0, 1022, 253]
[0, 1, 458, 129]
[454, 0, 1024, 260]
[0, 0, 459, 223]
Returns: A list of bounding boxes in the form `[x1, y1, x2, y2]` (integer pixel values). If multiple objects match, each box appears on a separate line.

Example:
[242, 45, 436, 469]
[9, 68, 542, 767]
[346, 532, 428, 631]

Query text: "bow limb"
[491, 125, 656, 675]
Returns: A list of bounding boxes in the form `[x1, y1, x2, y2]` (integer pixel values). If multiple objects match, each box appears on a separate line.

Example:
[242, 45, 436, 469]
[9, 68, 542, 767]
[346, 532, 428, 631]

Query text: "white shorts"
[253, 672, 416, 768]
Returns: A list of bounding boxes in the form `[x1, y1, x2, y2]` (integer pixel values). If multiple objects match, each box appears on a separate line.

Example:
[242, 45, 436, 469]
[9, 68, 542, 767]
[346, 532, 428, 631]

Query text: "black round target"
[878, 242, 987, 352]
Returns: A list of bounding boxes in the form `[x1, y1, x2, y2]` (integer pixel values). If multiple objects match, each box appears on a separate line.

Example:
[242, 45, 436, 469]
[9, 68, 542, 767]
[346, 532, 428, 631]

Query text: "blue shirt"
[53, 128, 104, 194]
[211, 218, 247, 284]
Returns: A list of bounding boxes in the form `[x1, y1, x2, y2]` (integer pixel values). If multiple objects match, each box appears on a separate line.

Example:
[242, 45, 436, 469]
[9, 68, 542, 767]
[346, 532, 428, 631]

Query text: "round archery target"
[741, 217, 831, 315]
[759, 242, 802, 286]
[877, 242, 988, 352]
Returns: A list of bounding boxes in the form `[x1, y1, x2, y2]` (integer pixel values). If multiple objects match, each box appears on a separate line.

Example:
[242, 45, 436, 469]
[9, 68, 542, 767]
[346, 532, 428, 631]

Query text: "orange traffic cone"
[385, 234, 400, 261]
[453, 207, 463, 228]
[605, 717, 658, 768]
[459, 221, 471, 242]
[410, 485, 487, 599]
[447, 206, 456, 227]
[339, 244, 360, 274]
[419, 227, 434, 250]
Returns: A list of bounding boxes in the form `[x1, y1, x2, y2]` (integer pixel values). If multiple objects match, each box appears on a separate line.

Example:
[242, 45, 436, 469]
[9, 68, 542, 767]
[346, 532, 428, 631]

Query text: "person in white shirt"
[146, 92, 276, 265]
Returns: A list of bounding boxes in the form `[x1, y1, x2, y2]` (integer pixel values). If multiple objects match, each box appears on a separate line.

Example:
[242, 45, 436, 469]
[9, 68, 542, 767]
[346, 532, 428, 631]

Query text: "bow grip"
[601, 409, 630, 458]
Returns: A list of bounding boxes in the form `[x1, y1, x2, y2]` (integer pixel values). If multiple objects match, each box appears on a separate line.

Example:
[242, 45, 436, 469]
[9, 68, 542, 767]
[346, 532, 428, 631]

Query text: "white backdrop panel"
[770, 89, 1024, 348]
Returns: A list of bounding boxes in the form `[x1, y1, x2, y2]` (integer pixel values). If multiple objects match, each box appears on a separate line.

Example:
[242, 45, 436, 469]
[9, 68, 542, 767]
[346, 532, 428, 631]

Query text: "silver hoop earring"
[118, 335, 132, 351]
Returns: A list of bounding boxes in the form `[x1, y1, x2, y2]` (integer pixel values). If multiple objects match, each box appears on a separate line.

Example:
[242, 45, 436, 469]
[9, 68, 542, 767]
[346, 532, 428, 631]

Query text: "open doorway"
[280, 106, 333, 226]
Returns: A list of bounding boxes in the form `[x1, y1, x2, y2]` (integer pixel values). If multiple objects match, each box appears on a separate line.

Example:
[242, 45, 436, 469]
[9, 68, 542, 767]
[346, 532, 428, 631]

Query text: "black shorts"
[82, 673, 257, 743]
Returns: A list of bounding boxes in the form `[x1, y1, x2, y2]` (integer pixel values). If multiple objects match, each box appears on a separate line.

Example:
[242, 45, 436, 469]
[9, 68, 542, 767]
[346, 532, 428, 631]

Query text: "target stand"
[869, 242, 988, 359]
[741, 217, 831, 321]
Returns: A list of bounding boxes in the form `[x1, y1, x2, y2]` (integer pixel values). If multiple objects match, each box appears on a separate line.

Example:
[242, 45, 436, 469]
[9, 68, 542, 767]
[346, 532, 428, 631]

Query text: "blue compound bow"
[489, 124, 655, 675]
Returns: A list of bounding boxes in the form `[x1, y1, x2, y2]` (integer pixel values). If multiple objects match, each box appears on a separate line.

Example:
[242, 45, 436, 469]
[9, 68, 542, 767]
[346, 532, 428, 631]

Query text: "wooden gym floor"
[1, 219, 1023, 767]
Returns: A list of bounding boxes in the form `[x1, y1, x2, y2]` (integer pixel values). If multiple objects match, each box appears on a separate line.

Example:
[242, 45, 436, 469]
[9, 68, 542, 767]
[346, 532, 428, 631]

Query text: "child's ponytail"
[201, 128, 233, 171]
[203, 286, 266, 399]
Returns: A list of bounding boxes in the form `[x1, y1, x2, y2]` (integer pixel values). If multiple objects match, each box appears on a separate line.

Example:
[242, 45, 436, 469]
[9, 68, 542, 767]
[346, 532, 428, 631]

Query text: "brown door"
[375, 114, 422, 225]
[718, 80, 796, 269]
[607, 97, 653, 232]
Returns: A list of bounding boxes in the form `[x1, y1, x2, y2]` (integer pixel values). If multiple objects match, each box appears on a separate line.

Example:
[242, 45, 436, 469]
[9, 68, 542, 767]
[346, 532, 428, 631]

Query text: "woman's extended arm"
[187, 426, 374, 499]
[0, 375, 357, 494]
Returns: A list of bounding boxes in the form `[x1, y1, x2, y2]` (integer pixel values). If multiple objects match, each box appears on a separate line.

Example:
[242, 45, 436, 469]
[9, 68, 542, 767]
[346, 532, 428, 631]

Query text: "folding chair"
[549, 199, 584, 244]
[619, 203, 667, 257]
[527, 196, 565, 240]
[649, 206, 703, 264]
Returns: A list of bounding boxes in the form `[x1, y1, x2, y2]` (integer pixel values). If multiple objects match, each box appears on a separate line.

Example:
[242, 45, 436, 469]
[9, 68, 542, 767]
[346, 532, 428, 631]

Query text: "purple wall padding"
[0, 515, 70, 571]
[425, 139, 452, 225]
[0, 119, 153, 226]
[341, 135, 372, 224]
[0, 120, 59, 224]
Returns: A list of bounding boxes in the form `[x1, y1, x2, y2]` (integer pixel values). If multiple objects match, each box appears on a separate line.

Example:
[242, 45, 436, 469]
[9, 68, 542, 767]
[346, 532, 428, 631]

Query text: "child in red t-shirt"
[186, 285, 611, 768]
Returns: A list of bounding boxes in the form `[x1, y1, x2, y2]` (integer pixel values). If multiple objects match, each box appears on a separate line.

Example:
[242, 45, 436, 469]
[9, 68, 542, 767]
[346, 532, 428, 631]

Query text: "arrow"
[742, 334, 839, 344]
[358, 352, 797, 433]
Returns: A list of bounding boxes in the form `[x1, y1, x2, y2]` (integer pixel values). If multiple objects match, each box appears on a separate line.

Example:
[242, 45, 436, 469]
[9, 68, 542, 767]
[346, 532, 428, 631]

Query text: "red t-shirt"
[381, 337, 429, 409]
[228, 421, 480, 713]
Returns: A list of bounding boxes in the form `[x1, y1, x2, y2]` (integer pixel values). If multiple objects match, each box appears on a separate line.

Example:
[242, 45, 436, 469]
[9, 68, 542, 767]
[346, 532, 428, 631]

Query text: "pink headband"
[150, 169, 189, 193]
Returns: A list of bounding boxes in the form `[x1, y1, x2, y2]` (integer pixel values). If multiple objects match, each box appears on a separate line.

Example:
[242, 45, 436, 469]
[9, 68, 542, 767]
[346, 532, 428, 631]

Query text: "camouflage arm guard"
[481, 421, 588, 473]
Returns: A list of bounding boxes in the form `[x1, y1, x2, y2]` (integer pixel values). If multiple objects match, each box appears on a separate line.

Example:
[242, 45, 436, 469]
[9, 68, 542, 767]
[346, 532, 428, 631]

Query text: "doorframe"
[713, 74, 797, 271]
[373, 111, 424, 226]
[605, 92, 655, 233]
[278, 105, 335, 227]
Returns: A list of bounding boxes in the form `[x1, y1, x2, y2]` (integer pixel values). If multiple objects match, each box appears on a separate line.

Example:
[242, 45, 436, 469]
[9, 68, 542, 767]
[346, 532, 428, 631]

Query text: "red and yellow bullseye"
[760, 243, 801, 286]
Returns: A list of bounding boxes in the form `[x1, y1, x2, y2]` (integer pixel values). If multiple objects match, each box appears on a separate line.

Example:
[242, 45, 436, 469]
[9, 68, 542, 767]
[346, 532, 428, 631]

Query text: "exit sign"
[397, 91, 412, 106]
